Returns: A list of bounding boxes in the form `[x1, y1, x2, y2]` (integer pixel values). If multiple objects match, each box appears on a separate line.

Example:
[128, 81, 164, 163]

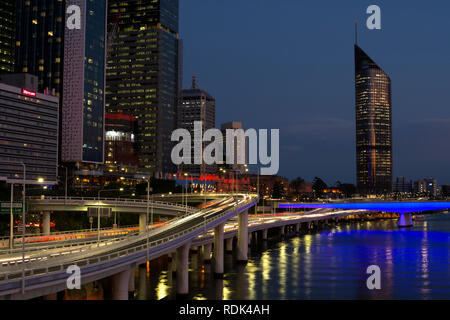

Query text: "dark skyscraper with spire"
[354, 44, 393, 194]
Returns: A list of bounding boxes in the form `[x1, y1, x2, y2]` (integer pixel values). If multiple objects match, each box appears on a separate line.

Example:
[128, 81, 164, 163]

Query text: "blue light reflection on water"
[138, 213, 450, 300]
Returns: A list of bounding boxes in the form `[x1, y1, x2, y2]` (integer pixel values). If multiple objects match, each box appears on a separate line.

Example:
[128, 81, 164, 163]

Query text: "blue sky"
[179, 0, 450, 185]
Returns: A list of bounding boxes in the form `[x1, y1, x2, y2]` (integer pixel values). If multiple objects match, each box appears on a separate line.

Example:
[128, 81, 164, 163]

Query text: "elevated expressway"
[0, 194, 258, 300]
[27, 196, 198, 215]
[1, 195, 414, 300]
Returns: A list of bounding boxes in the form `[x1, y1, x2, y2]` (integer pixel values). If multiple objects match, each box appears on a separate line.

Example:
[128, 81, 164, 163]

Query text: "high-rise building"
[104, 112, 139, 175]
[0, 75, 59, 184]
[62, 0, 107, 164]
[180, 76, 216, 176]
[414, 178, 437, 197]
[221, 121, 248, 175]
[393, 177, 412, 193]
[0, 0, 15, 74]
[354, 45, 393, 194]
[14, 0, 65, 97]
[106, 0, 181, 177]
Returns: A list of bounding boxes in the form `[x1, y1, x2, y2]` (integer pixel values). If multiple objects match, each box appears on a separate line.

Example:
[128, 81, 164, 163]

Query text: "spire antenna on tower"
[192, 75, 198, 89]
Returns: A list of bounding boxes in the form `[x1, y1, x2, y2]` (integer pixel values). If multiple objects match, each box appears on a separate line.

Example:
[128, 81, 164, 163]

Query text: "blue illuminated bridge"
[279, 201, 450, 227]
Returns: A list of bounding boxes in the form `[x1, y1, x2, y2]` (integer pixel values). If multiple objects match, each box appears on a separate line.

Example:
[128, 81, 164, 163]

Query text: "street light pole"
[20, 163, 26, 294]
[9, 183, 13, 251]
[0, 161, 26, 292]
[255, 169, 259, 215]
[147, 177, 150, 225]
[184, 173, 188, 215]
[97, 188, 123, 244]
[61, 165, 68, 204]
[146, 176, 150, 263]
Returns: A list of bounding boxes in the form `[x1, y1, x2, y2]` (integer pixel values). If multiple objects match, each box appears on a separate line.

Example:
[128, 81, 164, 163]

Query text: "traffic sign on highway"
[88, 207, 111, 218]
[0, 202, 28, 214]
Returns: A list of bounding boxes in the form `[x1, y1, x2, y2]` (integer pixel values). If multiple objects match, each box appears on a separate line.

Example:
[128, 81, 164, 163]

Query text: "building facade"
[14, 0, 65, 97]
[106, 0, 181, 177]
[180, 76, 216, 176]
[220, 121, 248, 175]
[355, 45, 393, 194]
[414, 178, 437, 197]
[104, 112, 139, 174]
[0, 78, 59, 184]
[393, 177, 412, 193]
[62, 0, 107, 164]
[0, 0, 15, 74]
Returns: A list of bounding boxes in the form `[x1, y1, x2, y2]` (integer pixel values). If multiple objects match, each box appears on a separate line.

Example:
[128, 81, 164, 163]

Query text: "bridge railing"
[0, 225, 140, 245]
[0, 220, 173, 259]
[0, 235, 135, 269]
[0, 196, 258, 283]
[26, 196, 197, 210]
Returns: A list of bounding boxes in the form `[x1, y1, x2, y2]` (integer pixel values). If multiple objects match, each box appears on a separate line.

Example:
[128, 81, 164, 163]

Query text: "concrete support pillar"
[295, 223, 300, 233]
[128, 267, 135, 294]
[111, 269, 131, 300]
[42, 212, 51, 236]
[139, 213, 147, 234]
[262, 228, 268, 240]
[398, 213, 413, 227]
[190, 246, 199, 253]
[248, 232, 252, 246]
[138, 264, 147, 300]
[280, 225, 285, 236]
[176, 242, 191, 296]
[171, 252, 177, 276]
[225, 237, 233, 253]
[237, 210, 248, 263]
[203, 243, 212, 262]
[214, 224, 224, 277]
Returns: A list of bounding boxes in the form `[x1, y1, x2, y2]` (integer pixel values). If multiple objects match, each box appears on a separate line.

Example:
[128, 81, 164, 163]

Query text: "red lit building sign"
[22, 89, 36, 97]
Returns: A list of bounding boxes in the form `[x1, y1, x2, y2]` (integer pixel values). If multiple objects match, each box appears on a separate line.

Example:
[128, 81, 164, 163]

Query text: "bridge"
[278, 201, 450, 227]
[0, 195, 447, 300]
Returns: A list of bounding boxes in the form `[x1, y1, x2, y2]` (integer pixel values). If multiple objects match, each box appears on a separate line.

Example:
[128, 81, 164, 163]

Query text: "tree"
[339, 183, 356, 198]
[272, 181, 286, 199]
[135, 178, 182, 196]
[312, 177, 327, 197]
[290, 177, 305, 192]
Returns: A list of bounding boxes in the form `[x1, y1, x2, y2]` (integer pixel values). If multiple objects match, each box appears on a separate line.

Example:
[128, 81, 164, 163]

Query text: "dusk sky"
[180, 0, 450, 185]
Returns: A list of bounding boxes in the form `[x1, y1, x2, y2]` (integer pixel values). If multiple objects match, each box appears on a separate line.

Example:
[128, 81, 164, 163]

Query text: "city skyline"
[0, 1, 449, 304]
[179, 0, 450, 185]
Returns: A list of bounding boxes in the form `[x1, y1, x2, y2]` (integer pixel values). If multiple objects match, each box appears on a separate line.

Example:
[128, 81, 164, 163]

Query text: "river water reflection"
[134, 213, 450, 300]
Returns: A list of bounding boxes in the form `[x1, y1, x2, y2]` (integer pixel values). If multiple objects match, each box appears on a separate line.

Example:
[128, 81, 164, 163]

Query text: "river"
[134, 213, 450, 300]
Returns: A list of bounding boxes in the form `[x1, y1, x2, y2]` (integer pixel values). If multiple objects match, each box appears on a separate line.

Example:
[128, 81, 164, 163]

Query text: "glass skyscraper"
[14, 0, 65, 96]
[106, 0, 181, 177]
[180, 76, 216, 176]
[0, 0, 15, 74]
[62, 0, 107, 164]
[354, 45, 393, 194]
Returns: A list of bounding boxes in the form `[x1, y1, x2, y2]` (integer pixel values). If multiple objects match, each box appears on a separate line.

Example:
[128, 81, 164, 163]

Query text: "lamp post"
[97, 188, 123, 243]
[142, 175, 152, 262]
[0, 161, 25, 293]
[10, 182, 13, 250]
[20, 163, 25, 294]
[255, 168, 259, 215]
[60, 165, 68, 204]
[184, 173, 188, 215]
